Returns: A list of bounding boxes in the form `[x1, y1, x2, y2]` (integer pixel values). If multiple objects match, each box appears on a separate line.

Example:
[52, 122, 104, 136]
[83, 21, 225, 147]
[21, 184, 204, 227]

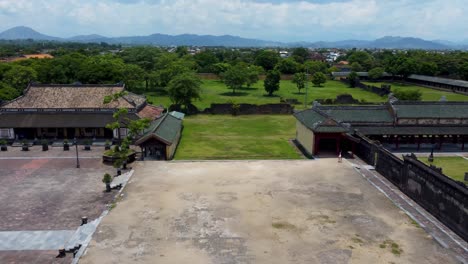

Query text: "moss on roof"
[136, 113, 183, 145]
[409, 74, 468, 88]
[318, 106, 394, 123]
[393, 102, 468, 119]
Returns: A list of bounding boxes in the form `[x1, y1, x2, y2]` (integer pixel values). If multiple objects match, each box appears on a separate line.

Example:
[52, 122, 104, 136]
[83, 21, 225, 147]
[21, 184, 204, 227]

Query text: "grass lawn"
[174, 115, 302, 160]
[147, 79, 386, 111]
[421, 156, 468, 182]
[363, 81, 468, 101]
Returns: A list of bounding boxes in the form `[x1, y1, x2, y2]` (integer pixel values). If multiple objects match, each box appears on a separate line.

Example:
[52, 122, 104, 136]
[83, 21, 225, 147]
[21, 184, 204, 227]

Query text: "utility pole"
[304, 69, 309, 108]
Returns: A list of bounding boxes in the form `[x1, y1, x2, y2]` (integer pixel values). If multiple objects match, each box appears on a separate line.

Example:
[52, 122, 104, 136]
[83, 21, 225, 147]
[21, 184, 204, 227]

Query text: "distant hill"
[67, 34, 107, 41]
[0, 26, 61, 41]
[0, 26, 465, 50]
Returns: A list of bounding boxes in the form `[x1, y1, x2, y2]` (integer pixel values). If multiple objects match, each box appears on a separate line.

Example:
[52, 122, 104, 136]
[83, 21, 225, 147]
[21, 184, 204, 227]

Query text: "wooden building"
[407, 74, 468, 95]
[294, 101, 468, 156]
[0, 83, 163, 140]
[135, 112, 184, 160]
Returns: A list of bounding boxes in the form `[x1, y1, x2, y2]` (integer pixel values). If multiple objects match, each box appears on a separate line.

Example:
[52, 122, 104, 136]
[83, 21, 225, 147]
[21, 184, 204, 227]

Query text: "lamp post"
[74, 138, 80, 168]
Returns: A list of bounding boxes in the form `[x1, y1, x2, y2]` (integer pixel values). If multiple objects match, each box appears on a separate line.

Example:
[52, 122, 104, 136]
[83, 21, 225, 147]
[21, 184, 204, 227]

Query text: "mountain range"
[0, 26, 467, 50]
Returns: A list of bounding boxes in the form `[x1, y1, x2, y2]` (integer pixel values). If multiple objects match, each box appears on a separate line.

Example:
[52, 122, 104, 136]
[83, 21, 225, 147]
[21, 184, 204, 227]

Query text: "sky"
[0, 0, 467, 42]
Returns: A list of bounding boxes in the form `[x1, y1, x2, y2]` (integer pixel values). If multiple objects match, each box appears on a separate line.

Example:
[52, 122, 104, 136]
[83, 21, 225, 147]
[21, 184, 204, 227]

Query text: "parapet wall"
[355, 133, 468, 241]
[203, 103, 294, 115]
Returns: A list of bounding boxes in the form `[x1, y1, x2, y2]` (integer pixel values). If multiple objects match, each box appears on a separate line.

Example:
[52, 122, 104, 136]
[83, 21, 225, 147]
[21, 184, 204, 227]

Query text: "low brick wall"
[355, 133, 468, 241]
[203, 103, 294, 115]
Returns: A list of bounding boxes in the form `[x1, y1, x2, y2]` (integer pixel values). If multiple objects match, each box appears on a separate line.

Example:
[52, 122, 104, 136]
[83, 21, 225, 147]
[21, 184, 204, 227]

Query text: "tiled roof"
[294, 109, 348, 133]
[1, 84, 146, 109]
[331, 71, 392, 77]
[137, 105, 164, 120]
[393, 102, 468, 119]
[0, 113, 139, 128]
[135, 113, 183, 145]
[317, 105, 394, 123]
[295, 102, 468, 135]
[408, 74, 468, 88]
[355, 126, 468, 135]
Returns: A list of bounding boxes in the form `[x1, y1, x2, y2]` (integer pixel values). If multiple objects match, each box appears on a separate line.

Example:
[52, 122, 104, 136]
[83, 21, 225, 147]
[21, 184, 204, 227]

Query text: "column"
[417, 135, 421, 151]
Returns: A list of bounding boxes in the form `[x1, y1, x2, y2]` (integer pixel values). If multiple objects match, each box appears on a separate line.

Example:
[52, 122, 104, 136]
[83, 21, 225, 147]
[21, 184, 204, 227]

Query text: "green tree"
[368, 67, 384, 81]
[122, 64, 145, 92]
[348, 71, 359, 88]
[212, 63, 231, 76]
[347, 51, 374, 70]
[291, 47, 309, 63]
[393, 89, 422, 101]
[245, 65, 262, 87]
[3, 65, 37, 91]
[255, 50, 279, 71]
[0, 82, 20, 101]
[311, 72, 327, 87]
[304, 61, 328, 74]
[328, 66, 339, 75]
[276, 58, 299, 74]
[350, 62, 363, 72]
[222, 64, 248, 94]
[458, 62, 468, 80]
[292, 72, 307, 93]
[264, 70, 280, 96]
[194, 51, 219, 72]
[167, 72, 202, 110]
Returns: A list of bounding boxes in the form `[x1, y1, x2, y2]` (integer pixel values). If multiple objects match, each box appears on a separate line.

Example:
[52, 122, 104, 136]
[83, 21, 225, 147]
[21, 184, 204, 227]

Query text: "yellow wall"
[296, 120, 315, 155]
[166, 131, 181, 160]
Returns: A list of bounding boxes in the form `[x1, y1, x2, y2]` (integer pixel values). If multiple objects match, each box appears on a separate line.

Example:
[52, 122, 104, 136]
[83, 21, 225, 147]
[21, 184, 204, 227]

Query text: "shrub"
[393, 89, 422, 101]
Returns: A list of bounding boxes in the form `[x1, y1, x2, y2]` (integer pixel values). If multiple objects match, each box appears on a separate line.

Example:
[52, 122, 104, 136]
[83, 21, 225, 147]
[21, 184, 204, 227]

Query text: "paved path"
[0, 230, 74, 250]
[346, 157, 468, 263]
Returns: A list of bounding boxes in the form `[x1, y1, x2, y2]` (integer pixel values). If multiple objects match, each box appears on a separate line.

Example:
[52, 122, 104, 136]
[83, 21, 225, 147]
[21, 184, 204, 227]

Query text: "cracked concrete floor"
[80, 160, 458, 264]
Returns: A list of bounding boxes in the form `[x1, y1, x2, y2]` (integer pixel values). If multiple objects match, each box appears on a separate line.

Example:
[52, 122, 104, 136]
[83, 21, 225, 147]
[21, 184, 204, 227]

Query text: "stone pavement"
[346, 157, 468, 263]
[0, 230, 75, 250]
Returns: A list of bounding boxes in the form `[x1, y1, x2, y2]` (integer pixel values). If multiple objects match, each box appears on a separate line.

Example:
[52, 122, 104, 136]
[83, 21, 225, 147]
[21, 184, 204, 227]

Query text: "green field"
[147, 79, 386, 110]
[363, 82, 468, 101]
[422, 156, 468, 182]
[174, 115, 302, 160]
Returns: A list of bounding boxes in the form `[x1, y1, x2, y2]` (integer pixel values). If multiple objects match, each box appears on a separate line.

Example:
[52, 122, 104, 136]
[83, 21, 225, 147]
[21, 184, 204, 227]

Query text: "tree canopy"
[264, 70, 281, 96]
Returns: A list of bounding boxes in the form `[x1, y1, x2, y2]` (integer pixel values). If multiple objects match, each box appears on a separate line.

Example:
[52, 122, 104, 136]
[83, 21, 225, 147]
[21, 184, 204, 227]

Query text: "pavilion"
[0, 83, 163, 140]
[294, 101, 468, 156]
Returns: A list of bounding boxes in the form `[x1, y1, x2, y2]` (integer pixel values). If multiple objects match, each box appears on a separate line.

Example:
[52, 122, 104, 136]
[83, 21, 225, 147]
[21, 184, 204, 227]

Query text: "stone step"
[64, 219, 99, 251]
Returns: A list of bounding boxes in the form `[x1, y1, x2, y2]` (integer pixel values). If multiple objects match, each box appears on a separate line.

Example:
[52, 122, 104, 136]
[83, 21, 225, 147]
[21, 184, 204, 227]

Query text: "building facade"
[294, 101, 468, 156]
[0, 83, 163, 140]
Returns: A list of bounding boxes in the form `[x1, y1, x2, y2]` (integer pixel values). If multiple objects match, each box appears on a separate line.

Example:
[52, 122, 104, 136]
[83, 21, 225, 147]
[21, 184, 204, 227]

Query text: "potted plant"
[84, 139, 92, 151]
[21, 140, 29, 151]
[102, 173, 112, 192]
[105, 140, 111, 150]
[0, 139, 7, 151]
[63, 139, 70, 151]
[41, 139, 49, 151]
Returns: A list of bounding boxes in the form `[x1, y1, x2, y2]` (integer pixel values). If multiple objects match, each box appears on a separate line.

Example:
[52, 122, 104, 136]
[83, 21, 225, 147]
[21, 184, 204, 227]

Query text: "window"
[0, 129, 11, 138]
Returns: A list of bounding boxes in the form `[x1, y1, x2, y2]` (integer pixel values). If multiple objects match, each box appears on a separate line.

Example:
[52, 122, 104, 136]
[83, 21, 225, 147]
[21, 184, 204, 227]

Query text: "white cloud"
[0, 0, 466, 42]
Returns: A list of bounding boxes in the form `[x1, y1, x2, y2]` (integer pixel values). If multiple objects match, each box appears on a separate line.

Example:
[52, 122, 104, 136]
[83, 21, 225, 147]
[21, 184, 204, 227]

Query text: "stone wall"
[355, 133, 468, 241]
[203, 103, 294, 115]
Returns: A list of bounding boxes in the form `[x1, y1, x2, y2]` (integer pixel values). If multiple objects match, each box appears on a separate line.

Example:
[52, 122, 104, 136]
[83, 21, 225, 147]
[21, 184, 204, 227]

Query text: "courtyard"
[0, 146, 116, 263]
[174, 115, 302, 160]
[80, 159, 458, 264]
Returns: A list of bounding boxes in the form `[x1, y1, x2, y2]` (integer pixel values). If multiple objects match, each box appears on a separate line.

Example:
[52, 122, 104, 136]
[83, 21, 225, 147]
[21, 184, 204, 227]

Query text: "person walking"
[338, 151, 342, 163]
